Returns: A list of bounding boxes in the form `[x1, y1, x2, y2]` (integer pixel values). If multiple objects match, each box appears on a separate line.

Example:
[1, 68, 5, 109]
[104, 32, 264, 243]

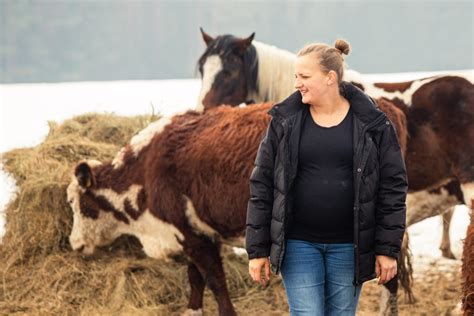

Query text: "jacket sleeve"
[245, 118, 280, 260]
[374, 119, 408, 259]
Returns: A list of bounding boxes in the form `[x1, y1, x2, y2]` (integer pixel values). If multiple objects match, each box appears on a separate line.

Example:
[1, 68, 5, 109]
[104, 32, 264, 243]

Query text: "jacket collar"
[268, 81, 385, 127]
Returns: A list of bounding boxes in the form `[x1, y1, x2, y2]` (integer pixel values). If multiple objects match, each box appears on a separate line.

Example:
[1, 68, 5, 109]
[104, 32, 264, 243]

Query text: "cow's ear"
[200, 27, 214, 46]
[74, 161, 95, 189]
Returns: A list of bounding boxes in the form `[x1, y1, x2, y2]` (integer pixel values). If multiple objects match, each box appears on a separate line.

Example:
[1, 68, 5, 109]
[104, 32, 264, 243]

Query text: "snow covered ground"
[0, 79, 201, 154]
[0, 71, 472, 269]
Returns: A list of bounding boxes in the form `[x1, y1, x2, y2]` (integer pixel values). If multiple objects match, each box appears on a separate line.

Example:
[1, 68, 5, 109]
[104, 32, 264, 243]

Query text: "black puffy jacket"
[245, 81, 408, 286]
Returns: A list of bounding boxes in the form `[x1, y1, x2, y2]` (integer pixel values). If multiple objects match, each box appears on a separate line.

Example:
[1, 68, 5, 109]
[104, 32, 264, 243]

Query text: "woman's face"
[294, 54, 331, 105]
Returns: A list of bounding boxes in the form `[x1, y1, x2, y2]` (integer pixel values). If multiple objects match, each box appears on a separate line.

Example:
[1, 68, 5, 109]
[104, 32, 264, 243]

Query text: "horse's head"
[196, 28, 258, 111]
[67, 160, 125, 255]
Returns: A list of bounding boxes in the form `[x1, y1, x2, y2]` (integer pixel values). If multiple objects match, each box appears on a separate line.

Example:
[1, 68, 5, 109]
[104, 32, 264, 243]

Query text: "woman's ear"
[327, 70, 338, 86]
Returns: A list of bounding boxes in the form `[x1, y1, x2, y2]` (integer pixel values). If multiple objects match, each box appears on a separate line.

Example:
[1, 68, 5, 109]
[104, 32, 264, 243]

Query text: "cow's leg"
[180, 231, 236, 316]
[439, 180, 466, 259]
[440, 206, 456, 259]
[147, 181, 235, 315]
[182, 262, 205, 316]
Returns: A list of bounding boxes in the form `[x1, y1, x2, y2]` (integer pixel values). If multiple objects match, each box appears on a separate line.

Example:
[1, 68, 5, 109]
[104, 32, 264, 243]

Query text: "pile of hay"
[0, 112, 286, 315]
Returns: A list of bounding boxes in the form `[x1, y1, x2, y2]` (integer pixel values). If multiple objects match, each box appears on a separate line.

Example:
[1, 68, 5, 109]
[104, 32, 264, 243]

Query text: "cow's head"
[67, 160, 123, 255]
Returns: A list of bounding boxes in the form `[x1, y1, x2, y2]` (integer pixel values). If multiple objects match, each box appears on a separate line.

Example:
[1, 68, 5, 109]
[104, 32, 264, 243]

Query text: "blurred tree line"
[1, 0, 472, 83]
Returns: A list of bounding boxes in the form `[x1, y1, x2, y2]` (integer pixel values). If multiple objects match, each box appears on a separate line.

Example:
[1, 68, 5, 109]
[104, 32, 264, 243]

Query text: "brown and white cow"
[67, 100, 411, 315]
[67, 104, 272, 315]
[360, 75, 474, 259]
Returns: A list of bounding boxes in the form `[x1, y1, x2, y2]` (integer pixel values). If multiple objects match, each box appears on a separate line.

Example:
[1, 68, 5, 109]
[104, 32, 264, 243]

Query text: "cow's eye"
[68, 199, 74, 204]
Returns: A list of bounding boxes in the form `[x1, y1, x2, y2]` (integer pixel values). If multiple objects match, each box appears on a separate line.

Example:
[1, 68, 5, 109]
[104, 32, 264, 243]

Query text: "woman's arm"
[245, 118, 280, 260]
[374, 119, 408, 259]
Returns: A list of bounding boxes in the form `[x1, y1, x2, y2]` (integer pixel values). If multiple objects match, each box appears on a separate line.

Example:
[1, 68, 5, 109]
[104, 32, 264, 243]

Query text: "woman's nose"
[294, 78, 302, 89]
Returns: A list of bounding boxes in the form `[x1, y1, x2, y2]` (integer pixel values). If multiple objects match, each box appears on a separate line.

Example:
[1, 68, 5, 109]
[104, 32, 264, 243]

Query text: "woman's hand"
[375, 255, 397, 284]
[249, 257, 270, 286]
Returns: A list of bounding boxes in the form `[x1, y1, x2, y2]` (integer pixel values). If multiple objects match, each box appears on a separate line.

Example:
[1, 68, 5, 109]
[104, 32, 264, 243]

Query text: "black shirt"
[287, 105, 354, 243]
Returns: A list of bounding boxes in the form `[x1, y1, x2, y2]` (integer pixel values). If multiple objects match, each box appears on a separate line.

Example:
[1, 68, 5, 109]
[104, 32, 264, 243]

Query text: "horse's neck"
[252, 41, 297, 103]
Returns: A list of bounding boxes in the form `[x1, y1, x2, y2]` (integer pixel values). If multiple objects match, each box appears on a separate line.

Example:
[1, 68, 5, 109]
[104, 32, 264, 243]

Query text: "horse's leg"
[379, 231, 414, 315]
[379, 278, 398, 316]
[440, 206, 456, 259]
[182, 262, 205, 316]
[179, 231, 236, 316]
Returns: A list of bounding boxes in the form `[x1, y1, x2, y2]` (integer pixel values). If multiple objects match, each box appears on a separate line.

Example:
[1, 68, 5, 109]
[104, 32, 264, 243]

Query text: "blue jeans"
[280, 239, 363, 316]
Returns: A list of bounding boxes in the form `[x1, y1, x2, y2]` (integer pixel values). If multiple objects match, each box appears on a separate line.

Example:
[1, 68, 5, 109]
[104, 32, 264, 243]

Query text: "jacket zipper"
[276, 121, 292, 275]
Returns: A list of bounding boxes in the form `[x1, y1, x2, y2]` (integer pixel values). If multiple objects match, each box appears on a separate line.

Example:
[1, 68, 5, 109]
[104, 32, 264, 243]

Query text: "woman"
[245, 39, 408, 315]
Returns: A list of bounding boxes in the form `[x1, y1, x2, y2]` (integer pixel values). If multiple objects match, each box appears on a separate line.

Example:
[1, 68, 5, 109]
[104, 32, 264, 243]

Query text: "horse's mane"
[251, 41, 297, 103]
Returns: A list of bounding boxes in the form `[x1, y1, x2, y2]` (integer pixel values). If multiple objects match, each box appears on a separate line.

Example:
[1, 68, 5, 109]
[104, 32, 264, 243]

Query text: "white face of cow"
[67, 161, 121, 255]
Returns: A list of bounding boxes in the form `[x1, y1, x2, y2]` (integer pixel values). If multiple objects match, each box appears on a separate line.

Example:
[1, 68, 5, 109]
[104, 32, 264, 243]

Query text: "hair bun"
[334, 39, 350, 56]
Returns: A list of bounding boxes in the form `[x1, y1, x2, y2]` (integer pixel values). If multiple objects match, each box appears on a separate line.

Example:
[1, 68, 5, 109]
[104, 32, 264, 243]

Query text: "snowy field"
[0, 70, 472, 270]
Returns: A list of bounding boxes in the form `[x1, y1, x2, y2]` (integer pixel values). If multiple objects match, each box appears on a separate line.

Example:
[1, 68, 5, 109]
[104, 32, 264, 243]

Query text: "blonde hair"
[297, 39, 350, 85]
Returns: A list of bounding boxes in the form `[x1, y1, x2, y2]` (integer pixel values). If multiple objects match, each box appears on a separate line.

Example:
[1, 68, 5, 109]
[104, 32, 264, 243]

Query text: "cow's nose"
[76, 245, 85, 253]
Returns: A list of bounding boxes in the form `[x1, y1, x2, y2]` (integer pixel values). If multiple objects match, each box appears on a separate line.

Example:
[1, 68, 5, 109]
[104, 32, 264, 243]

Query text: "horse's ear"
[236, 32, 255, 55]
[74, 161, 95, 189]
[200, 27, 214, 46]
